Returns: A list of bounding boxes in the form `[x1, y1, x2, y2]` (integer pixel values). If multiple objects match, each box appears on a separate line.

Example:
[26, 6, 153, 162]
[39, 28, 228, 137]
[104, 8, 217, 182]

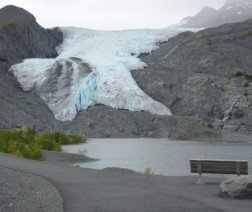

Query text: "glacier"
[10, 27, 187, 121]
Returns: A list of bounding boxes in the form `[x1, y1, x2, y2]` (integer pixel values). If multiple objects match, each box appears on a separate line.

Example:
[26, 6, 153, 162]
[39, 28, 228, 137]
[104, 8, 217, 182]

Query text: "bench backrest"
[190, 159, 248, 175]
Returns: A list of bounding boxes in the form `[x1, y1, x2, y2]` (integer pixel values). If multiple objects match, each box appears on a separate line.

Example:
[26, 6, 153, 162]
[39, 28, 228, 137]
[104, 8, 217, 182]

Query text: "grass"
[144, 167, 154, 175]
[78, 149, 88, 155]
[37, 199, 43, 209]
[0, 129, 83, 160]
[29, 181, 34, 190]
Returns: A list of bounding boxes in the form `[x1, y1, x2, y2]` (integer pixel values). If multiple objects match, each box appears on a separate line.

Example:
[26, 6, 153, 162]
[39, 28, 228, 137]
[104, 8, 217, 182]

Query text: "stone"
[220, 176, 252, 199]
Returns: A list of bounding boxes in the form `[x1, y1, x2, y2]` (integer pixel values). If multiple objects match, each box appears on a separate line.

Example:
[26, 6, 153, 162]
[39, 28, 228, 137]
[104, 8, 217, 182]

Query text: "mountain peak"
[0, 5, 35, 25]
[175, 0, 252, 28]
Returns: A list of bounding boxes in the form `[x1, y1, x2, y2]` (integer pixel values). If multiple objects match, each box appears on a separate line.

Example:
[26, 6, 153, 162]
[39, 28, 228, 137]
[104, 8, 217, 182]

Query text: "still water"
[63, 138, 252, 176]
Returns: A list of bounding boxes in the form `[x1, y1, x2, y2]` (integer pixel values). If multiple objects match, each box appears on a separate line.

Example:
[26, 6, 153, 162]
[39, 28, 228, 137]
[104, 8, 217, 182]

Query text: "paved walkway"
[0, 153, 251, 212]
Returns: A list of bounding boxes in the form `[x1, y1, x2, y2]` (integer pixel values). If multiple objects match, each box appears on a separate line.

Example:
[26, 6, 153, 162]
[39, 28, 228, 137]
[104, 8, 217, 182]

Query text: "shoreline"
[41, 149, 99, 164]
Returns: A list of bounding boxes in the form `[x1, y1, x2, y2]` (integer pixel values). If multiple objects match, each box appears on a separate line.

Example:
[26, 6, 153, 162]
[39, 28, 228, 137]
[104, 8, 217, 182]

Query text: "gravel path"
[0, 166, 63, 212]
[1, 153, 252, 212]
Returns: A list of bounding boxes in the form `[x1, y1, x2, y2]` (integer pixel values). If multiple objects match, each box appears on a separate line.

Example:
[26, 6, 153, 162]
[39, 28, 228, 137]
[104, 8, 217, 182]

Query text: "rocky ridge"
[177, 0, 252, 28]
[0, 5, 63, 132]
[133, 19, 252, 133]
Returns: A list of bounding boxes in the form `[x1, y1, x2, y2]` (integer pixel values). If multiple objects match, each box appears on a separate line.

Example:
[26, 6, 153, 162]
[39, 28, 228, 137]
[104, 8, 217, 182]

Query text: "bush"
[206, 39, 213, 46]
[244, 73, 252, 81]
[233, 71, 252, 81]
[207, 123, 214, 129]
[232, 71, 244, 78]
[144, 167, 154, 175]
[35, 135, 62, 152]
[2, 21, 18, 27]
[0, 129, 83, 160]
[244, 82, 249, 88]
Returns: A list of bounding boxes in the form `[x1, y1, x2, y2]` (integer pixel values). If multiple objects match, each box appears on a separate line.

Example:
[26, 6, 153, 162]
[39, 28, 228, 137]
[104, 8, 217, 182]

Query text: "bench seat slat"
[191, 168, 248, 173]
[191, 170, 248, 174]
[190, 164, 248, 169]
[190, 161, 248, 166]
[190, 159, 247, 162]
[191, 167, 248, 171]
[190, 163, 248, 167]
[190, 159, 248, 175]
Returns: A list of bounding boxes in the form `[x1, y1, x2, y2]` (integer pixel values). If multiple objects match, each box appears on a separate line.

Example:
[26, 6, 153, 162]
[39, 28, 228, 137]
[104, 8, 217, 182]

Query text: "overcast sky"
[0, 0, 226, 30]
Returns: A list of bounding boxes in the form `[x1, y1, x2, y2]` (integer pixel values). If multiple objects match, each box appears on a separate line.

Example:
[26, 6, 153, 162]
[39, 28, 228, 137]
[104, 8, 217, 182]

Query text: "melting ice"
[10, 27, 186, 121]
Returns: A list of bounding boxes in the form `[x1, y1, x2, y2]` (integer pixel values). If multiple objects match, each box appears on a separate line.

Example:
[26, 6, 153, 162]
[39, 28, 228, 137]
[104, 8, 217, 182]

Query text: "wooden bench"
[190, 159, 248, 183]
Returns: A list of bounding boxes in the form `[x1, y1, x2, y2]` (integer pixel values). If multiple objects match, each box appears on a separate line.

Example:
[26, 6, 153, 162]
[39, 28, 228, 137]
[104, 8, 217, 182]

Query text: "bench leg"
[196, 173, 204, 184]
[236, 161, 241, 176]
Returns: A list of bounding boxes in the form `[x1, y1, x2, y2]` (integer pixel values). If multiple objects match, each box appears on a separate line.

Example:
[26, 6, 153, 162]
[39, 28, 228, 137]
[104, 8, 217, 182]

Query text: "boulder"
[220, 176, 252, 199]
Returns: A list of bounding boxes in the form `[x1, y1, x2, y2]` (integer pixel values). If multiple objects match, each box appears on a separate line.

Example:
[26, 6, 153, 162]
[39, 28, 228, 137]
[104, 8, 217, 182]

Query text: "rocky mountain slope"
[2, 5, 251, 139]
[0, 5, 63, 131]
[133, 19, 252, 132]
[177, 0, 252, 28]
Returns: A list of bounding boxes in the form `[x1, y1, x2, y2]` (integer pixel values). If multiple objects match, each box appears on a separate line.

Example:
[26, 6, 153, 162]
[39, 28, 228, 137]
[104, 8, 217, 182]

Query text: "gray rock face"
[0, 5, 63, 132]
[177, 0, 252, 28]
[133, 19, 252, 133]
[0, 5, 63, 65]
[220, 176, 252, 199]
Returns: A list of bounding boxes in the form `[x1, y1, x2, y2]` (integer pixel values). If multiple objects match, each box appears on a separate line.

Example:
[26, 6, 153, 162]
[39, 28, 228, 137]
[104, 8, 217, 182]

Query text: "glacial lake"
[63, 138, 252, 176]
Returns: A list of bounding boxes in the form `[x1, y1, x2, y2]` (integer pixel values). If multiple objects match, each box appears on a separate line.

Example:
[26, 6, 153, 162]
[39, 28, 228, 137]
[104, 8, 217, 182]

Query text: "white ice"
[10, 27, 187, 121]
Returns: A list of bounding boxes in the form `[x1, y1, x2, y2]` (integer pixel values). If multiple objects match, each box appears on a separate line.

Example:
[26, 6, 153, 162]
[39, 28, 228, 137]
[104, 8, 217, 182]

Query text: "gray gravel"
[0, 166, 63, 212]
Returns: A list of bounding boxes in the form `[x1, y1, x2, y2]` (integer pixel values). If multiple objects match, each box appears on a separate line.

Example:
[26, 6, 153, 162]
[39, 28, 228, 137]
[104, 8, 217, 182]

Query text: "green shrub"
[207, 123, 213, 129]
[232, 71, 244, 77]
[144, 167, 154, 175]
[244, 82, 249, 88]
[22, 143, 42, 160]
[35, 135, 61, 152]
[206, 39, 213, 46]
[233, 71, 252, 81]
[2, 21, 18, 27]
[0, 129, 82, 160]
[244, 73, 252, 81]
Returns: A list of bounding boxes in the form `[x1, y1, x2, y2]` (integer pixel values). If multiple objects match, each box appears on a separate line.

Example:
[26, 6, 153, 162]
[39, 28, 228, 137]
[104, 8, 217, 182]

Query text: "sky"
[0, 0, 227, 30]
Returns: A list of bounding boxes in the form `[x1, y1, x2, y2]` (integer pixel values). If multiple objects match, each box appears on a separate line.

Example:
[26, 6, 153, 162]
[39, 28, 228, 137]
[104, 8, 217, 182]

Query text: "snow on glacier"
[11, 27, 186, 121]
